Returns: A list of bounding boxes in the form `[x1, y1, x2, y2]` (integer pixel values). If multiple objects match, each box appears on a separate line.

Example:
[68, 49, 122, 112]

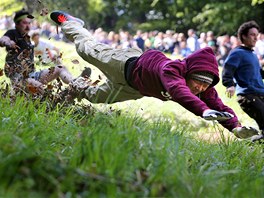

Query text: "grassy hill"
[0, 33, 263, 197]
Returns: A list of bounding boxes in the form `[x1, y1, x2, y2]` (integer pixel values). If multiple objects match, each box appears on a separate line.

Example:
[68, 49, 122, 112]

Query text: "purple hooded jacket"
[130, 47, 240, 131]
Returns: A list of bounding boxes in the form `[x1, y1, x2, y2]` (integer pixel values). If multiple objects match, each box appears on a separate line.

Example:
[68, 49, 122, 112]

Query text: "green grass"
[0, 32, 263, 197]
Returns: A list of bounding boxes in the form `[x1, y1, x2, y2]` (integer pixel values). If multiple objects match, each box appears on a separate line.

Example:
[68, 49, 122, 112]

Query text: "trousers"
[62, 21, 143, 103]
[237, 94, 264, 130]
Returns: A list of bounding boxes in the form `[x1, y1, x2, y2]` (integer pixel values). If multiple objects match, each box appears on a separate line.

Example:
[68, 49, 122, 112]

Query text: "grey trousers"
[62, 21, 143, 103]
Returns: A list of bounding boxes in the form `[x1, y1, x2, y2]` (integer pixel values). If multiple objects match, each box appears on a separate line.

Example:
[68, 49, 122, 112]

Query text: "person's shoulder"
[3, 29, 16, 35]
[228, 46, 243, 54]
[232, 46, 253, 55]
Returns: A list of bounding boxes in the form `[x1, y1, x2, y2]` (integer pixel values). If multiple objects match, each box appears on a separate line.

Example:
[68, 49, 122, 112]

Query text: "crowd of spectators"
[0, 15, 263, 68]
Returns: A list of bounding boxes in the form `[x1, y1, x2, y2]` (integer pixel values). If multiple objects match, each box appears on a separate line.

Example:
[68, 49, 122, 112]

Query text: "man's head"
[14, 9, 34, 35]
[186, 72, 214, 95]
[238, 20, 260, 48]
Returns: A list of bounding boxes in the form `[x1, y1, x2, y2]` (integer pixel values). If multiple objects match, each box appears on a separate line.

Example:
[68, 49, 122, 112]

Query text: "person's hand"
[202, 109, 234, 121]
[6, 40, 20, 50]
[232, 126, 259, 139]
[226, 86, 235, 98]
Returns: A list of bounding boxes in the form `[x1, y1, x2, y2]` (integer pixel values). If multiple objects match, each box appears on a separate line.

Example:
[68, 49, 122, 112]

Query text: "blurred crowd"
[1, 14, 263, 67]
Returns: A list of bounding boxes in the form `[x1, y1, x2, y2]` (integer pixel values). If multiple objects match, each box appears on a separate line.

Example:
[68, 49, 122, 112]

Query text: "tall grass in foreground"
[0, 30, 262, 197]
[0, 95, 264, 198]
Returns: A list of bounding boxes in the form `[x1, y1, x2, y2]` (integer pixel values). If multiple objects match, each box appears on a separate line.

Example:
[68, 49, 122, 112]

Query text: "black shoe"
[80, 67, 92, 78]
[50, 10, 84, 26]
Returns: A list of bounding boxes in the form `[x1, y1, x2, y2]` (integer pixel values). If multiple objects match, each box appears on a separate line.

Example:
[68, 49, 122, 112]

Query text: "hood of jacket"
[184, 47, 219, 87]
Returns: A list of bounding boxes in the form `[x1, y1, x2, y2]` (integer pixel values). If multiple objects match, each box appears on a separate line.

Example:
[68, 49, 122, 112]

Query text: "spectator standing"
[255, 32, 264, 72]
[179, 41, 192, 58]
[31, 31, 60, 65]
[163, 30, 175, 53]
[187, 29, 200, 53]
[153, 31, 165, 51]
[198, 32, 207, 49]
[206, 31, 218, 54]
[217, 34, 232, 67]
[230, 35, 241, 49]
[133, 30, 145, 52]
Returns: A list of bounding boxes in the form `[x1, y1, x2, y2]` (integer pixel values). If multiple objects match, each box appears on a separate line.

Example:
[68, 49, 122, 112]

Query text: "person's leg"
[59, 21, 143, 102]
[38, 65, 73, 84]
[83, 80, 144, 103]
[61, 21, 142, 86]
[26, 77, 45, 94]
[237, 94, 264, 131]
[64, 77, 143, 104]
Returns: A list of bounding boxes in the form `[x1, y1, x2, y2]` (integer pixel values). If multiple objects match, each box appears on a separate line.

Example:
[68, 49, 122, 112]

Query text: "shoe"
[251, 130, 264, 143]
[251, 134, 264, 142]
[232, 126, 259, 139]
[50, 10, 84, 26]
[80, 67, 92, 78]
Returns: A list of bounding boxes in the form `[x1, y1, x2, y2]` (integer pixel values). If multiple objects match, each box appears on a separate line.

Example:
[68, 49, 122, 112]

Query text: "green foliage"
[193, 1, 264, 36]
[252, 0, 264, 5]
[1, 0, 263, 35]
[137, 20, 175, 32]
[0, 0, 24, 16]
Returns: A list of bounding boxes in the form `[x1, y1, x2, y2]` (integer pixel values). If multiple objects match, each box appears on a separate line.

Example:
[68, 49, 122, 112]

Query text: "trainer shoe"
[251, 130, 264, 143]
[232, 126, 259, 139]
[50, 10, 84, 26]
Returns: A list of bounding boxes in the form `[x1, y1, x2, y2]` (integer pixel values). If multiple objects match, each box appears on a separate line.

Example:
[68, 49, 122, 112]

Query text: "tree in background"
[0, 0, 263, 36]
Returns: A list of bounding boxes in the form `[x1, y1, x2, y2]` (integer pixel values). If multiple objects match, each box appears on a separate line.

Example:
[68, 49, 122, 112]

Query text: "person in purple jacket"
[50, 11, 260, 139]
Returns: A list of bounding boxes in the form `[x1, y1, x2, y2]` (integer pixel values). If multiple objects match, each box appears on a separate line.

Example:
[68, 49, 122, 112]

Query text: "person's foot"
[251, 130, 264, 143]
[232, 126, 259, 139]
[50, 11, 84, 26]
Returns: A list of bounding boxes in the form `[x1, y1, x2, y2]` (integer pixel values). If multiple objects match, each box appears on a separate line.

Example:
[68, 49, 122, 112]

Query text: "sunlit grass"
[0, 31, 262, 197]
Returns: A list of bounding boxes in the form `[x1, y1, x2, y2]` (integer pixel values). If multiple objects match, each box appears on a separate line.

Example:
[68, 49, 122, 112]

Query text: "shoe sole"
[50, 11, 84, 26]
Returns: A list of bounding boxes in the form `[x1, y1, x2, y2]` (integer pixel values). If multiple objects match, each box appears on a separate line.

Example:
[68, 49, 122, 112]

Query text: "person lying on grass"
[50, 10, 260, 140]
[0, 9, 74, 94]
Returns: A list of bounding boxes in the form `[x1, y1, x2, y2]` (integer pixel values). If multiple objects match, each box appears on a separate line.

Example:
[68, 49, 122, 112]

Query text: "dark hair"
[14, 9, 34, 24]
[237, 20, 260, 43]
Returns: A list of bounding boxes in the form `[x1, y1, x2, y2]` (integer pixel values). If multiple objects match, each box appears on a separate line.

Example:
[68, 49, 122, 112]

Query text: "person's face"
[186, 78, 210, 95]
[242, 28, 259, 48]
[16, 18, 32, 35]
